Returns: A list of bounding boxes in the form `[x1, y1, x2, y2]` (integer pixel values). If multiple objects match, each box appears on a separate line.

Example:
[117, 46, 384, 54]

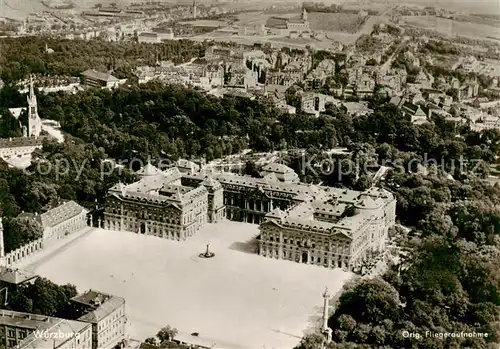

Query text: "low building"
[37, 201, 88, 242]
[401, 102, 429, 124]
[70, 290, 126, 349]
[260, 163, 299, 183]
[0, 310, 92, 349]
[81, 70, 121, 89]
[173, 159, 200, 175]
[0, 137, 43, 158]
[137, 32, 159, 43]
[0, 267, 37, 287]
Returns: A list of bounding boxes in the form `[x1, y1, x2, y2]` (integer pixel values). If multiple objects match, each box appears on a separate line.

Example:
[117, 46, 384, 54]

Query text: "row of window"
[262, 250, 349, 268]
[263, 236, 349, 251]
[98, 308, 124, 331]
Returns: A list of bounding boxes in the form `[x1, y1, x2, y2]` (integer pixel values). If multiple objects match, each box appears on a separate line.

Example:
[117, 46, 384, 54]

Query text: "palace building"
[103, 162, 396, 270]
[103, 164, 225, 240]
[258, 187, 396, 271]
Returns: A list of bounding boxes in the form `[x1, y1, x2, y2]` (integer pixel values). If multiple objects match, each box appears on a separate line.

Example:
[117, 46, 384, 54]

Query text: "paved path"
[18, 226, 94, 272]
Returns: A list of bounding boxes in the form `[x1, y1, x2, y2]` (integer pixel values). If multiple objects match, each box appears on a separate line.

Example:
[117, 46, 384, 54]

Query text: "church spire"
[29, 75, 35, 102]
[27, 75, 41, 138]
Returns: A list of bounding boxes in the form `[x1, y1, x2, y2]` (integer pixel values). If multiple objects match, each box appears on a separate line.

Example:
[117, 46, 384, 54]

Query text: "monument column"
[0, 218, 5, 267]
[322, 287, 333, 342]
[120, 203, 124, 230]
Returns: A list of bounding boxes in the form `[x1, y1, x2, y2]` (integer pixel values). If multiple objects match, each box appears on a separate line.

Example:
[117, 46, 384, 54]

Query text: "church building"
[7, 76, 42, 139]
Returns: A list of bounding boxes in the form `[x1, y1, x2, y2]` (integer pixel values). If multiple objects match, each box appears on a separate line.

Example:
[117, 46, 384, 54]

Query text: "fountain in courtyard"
[199, 242, 215, 259]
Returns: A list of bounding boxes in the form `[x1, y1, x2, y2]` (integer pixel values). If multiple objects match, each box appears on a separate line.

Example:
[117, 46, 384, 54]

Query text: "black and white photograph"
[0, 0, 498, 348]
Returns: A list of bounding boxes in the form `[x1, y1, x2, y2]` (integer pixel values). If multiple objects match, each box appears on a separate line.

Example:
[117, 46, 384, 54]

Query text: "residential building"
[70, 290, 126, 349]
[81, 70, 121, 89]
[0, 267, 37, 287]
[461, 55, 479, 73]
[137, 32, 159, 43]
[0, 310, 92, 349]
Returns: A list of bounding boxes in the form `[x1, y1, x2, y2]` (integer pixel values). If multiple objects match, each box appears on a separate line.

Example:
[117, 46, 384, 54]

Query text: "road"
[380, 35, 409, 75]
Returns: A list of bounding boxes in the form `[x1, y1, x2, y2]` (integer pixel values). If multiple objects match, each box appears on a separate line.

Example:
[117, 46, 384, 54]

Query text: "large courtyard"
[25, 221, 353, 349]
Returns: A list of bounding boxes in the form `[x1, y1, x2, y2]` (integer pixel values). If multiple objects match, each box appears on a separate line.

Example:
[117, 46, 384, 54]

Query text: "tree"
[331, 278, 401, 325]
[156, 325, 178, 343]
[295, 333, 326, 349]
[3, 215, 43, 253]
[242, 160, 260, 177]
[5, 278, 77, 317]
[144, 338, 158, 345]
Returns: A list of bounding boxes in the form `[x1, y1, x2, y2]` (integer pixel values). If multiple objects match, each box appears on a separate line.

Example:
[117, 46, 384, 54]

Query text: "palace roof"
[262, 185, 394, 237]
[136, 162, 163, 176]
[261, 163, 295, 175]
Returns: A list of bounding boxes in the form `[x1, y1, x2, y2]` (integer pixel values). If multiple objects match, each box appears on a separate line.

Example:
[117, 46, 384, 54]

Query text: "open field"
[178, 19, 228, 28]
[26, 222, 353, 349]
[308, 13, 363, 33]
[402, 15, 500, 40]
[235, 11, 299, 27]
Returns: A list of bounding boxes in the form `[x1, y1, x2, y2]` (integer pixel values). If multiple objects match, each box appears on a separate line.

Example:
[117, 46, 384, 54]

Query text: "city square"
[27, 221, 353, 349]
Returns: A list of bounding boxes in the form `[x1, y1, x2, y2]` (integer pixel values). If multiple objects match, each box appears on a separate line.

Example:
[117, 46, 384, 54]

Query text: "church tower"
[27, 75, 42, 138]
[0, 218, 5, 267]
[302, 7, 308, 21]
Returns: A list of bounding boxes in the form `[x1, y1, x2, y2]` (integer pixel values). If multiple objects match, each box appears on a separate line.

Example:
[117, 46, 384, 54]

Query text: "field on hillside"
[308, 13, 364, 33]
[402, 15, 500, 40]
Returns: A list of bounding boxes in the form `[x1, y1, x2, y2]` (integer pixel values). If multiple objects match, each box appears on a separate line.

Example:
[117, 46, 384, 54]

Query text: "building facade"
[105, 163, 396, 271]
[70, 290, 126, 349]
[258, 187, 396, 271]
[0, 310, 92, 349]
[38, 200, 89, 242]
[103, 165, 224, 240]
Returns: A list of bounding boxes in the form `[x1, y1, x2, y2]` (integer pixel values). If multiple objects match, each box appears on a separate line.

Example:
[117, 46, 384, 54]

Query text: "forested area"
[3, 277, 78, 318]
[0, 37, 205, 82]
